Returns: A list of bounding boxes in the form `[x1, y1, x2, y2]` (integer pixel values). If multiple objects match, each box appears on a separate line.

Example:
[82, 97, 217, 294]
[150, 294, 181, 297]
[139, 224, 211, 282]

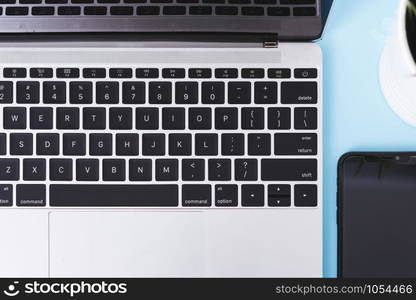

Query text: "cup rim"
[399, 0, 416, 73]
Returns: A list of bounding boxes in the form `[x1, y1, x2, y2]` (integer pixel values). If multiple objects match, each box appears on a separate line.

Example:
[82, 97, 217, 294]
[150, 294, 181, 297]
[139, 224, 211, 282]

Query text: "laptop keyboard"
[0, 65, 319, 208]
[0, 0, 317, 17]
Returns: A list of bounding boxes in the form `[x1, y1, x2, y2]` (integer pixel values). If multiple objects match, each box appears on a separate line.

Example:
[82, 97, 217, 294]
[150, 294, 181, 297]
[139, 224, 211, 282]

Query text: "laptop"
[0, 0, 331, 277]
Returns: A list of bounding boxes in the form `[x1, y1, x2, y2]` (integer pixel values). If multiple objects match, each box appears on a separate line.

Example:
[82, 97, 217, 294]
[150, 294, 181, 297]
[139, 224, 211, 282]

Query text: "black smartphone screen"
[339, 153, 416, 278]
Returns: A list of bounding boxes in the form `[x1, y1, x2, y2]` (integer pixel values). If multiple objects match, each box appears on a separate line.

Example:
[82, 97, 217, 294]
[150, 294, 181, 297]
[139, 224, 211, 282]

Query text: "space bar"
[50, 185, 178, 207]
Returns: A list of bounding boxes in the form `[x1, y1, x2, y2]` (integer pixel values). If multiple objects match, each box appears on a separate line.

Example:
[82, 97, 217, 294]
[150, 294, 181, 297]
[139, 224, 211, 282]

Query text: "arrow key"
[242, 184, 264, 207]
[295, 184, 317, 207]
[268, 184, 291, 207]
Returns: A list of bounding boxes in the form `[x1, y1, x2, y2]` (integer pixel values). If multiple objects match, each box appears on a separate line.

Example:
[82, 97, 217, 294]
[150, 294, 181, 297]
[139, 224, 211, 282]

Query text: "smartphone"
[338, 152, 416, 278]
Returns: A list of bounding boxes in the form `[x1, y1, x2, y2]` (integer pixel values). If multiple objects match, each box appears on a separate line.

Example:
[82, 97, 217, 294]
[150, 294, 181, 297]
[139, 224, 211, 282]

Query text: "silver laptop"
[0, 0, 329, 277]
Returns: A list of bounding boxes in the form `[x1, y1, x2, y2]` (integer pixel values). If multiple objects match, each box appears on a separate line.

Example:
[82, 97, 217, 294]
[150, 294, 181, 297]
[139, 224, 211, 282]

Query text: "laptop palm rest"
[49, 210, 321, 277]
[49, 211, 207, 277]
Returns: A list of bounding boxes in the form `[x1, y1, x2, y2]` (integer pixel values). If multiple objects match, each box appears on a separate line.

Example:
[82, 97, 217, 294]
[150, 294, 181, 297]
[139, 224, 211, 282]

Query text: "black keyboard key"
[182, 184, 211, 207]
[293, 6, 316, 16]
[221, 134, 244, 156]
[202, 82, 225, 104]
[0, 185, 12, 207]
[32, 6, 56, 15]
[235, 159, 258, 181]
[215, 185, 238, 207]
[103, 159, 126, 181]
[268, 68, 291, 79]
[142, 134, 165, 156]
[149, 82, 172, 104]
[136, 107, 159, 130]
[109, 68, 133, 78]
[137, 6, 160, 15]
[50, 159, 72, 181]
[83, 68, 106, 78]
[96, 82, 119, 104]
[248, 134, 271, 156]
[63, 133, 86, 156]
[122, 82, 145, 104]
[215, 108, 238, 130]
[0, 134, 5, 155]
[268, 184, 291, 207]
[294, 107, 318, 130]
[163, 6, 186, 15]
[294, 68, 318, 79]
[70, 82, 93, 104]
[242, 184, 264, 207]
[242, 68, 264, 79]
[281, 82, 317, 104]
[182, 159, 204, 181]
[215, 68, 238, 79]
[267, 7, 290, 16]
[189, 6, 212, 15]
[30, 107, 53, 129]
[189, 108, 211, 130]
[23, 159, 46, 181]
[215, 6, 237, 15]
[0, 159, 19, 181]
[241, 6, 264, 16]
[169, 134, 191, 156]
[50, 184, 178, 207]
[6, 7, 29, 15]
[261, 159, 317, 181]
[110, 6, 134, 15]
[175, 82, 198, 104]
[56, 107, 79, 130]
[30, 68, 53, 78]
[242, 108, 264, 130]
[156, 159, 178, 181]
[162, 68, 185, 78]
[254, 82, 277, 104]
[136, 68, 159, 78]
[268, 107, 291, 130]
[84, 6, 107, 15]
[189, 68, 211, 79]
[17, 81, 40, 104]
[275, 133, 317, 156]
[281, 0, 316, 4]
[162, 108, 185, 130]
[228, 82, 251, 104]
[89, 133, 112, 156]
[129, 159, 152, 181]
[4, 68, 26, 78]
[57, 68, 79, 78]
[109, 107, 132, 130]
[208, 159, 231, 181]
[16, 184, 46, 207]
[76, 159, 99, 181]
[195, 134, 218, 156]
[36, 133, 59, 156]
[58, 6, 81, 15]
[83, 107, 106, 130]
[295, 184, 317, 207]
[3, 107, 26, 129]
[0, 82, 13, 104]
[116, 134, 139, 156]
[10, 133, 33, 155]
[43, 82, 66, 104]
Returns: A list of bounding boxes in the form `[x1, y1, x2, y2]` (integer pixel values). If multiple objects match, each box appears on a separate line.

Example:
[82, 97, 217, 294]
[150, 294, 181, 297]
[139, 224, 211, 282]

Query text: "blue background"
[317, 0, 415, 277]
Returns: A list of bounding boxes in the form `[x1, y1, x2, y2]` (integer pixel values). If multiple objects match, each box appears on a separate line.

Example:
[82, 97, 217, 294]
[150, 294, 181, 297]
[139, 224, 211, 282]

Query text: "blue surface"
[317, 0, 413, 277]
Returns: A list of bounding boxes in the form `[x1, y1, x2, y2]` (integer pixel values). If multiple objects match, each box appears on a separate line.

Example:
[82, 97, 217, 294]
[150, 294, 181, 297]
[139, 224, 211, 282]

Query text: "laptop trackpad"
[49, 211, 206, 277]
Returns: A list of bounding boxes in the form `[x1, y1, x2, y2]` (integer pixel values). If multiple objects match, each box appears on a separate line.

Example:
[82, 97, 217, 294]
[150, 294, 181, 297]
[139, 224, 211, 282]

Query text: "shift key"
[261, 159, 317, 181]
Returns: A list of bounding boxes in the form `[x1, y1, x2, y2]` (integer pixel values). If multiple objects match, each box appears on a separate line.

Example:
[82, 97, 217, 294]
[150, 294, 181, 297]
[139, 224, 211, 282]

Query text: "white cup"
[398, 0, 416, 75]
